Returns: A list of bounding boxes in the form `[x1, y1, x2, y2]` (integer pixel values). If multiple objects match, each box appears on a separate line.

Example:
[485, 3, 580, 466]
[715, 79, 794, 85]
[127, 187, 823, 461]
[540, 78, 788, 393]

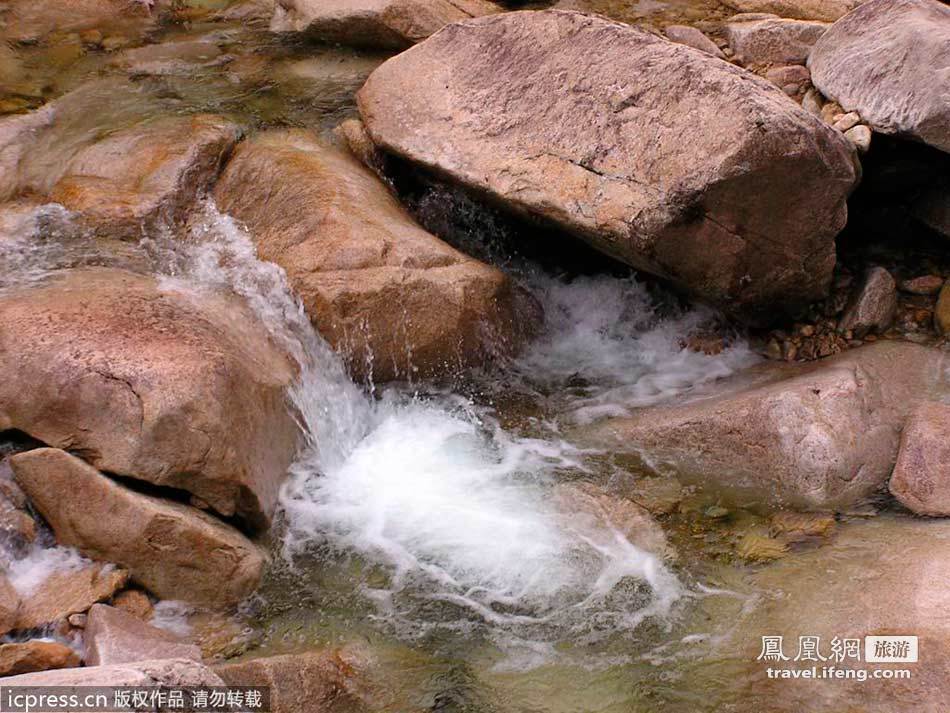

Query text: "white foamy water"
[517, 274, 758, 424]
[6, 545, 90, 596]
[157, 204, 683, 652]
[2, 201, 752, 661]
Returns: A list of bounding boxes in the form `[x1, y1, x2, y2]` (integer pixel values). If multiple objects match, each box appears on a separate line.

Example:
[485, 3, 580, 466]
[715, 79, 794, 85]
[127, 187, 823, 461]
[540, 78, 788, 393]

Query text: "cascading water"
[1, 200, 754, 667]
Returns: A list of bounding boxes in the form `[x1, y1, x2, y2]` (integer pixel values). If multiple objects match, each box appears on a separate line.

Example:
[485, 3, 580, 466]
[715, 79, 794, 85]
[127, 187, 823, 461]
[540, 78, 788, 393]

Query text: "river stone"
[901, 275, 945, 296]
[725, 17, 828, 66]
[214, 130, 532, 381]
[889, 402, 950, 516]
[15, 563, 129, 631]
[0, 267, 299, 527]
[112, 590, 153, 621]
[0, 641, 80, 677]
[358, 10, 859, 324]
[11, 449, 267, 609]
[85, 604, 202, 666]
[843, 124, 871, 152]
[216, 649, 370, 713]
[269, 0, 502, 49]
[663, 25, 725, 59]
[48, 114, 241, 239]
[582, 342, 946, 510]
[722, 0, 866, 21]
[808, 0, 950, 154]
[1, 657, 225, 687]
[838, 266, 897, 336]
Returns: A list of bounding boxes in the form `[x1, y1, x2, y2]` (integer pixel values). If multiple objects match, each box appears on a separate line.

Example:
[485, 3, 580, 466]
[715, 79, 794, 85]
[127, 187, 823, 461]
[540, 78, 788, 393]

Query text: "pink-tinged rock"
[890, 402, 950, 516]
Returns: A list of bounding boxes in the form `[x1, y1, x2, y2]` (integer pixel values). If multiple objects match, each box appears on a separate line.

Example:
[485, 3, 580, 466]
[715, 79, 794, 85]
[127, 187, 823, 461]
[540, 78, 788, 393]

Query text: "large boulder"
[357, 10, 860, 323]
[214, 130, 532, 381]
[722, 0, 867, 21]
[11, 449, 267, 608]
[583, 342, 947, 510]
[270, 0, 502, 49]
[84, 604, 202, 666]
[808, 0, 950, 154]
[0, 268, 300, 527]
[48, 114, 241, 238]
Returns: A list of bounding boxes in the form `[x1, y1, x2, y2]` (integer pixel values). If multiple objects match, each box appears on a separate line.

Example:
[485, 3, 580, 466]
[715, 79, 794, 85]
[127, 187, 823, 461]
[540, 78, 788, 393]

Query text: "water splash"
[158, 203, 683, 656]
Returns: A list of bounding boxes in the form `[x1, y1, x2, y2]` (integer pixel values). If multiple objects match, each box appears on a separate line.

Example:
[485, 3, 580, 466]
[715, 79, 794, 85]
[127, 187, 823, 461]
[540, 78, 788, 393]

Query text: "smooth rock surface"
[725, 17, 828, 66]
[48, 114, 241, 238]
[85, 604, 202, 666]
[583, 342, 946, 509]
[0, 641, 80, 677]
[11, 449, 267, 608]
[111, 41, 229, 77]
[214, 130, 531, 380]
[0, 575, 19, 636]
[722, 0, 866, 21]
[901, 275, 945, 296]
[0, 267, 299, 527]
[663, 25, 725, 59]
[358, 10, 859, 323]
[1, 658, 225, 687]
[270, 0, 501, 48]
[890, 402, 950, 516]
[838, 266, 897, 336]
[14, 563, 128, 631]
[808, 0, 950, 153]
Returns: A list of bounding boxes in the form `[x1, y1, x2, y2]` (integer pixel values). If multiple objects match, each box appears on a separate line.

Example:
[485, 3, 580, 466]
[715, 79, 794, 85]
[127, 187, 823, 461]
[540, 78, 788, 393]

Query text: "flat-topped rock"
[85, 605, 202, 666]
[583, 342, 946, 509]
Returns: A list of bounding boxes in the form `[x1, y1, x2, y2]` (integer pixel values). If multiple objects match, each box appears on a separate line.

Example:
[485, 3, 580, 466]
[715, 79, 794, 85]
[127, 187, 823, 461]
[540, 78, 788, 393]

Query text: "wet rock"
[0, 267, 300, 527]
[334, 118, 385, 176]
[187, 611, 259, 661]
[1, 658, 225, 687]
[901, 275, 945, 296]
[11, 449, 267, 609]
[48, 114, 241, 239]
[936, 283, 950, 334]
[583, 342, 946, 510]
[722, 0, 866, 22]
[85, 604, 202, 666]
[112, 590, 153, 621]
[216, 650, 370, 713]
[808, 0, 950, 154]
[15, 563, 128, 630]
[736, 532, 787, 562]
[844, 124, 871, 152]
[889, 402, 950, 516]
[111, 41, 229, 76]
[214, 130, 532, 381]
[357, 10, 859, 324]
[0, 575, 20, 636]
[0, 641, 80, 677]
[725, 17, 829, 66]
[553, 482, 672, 560]
[663, 25, 725, 59]
[769, 510, 836, 540]
[269, 0, 501, 49]
[838, 266, 897, 336]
